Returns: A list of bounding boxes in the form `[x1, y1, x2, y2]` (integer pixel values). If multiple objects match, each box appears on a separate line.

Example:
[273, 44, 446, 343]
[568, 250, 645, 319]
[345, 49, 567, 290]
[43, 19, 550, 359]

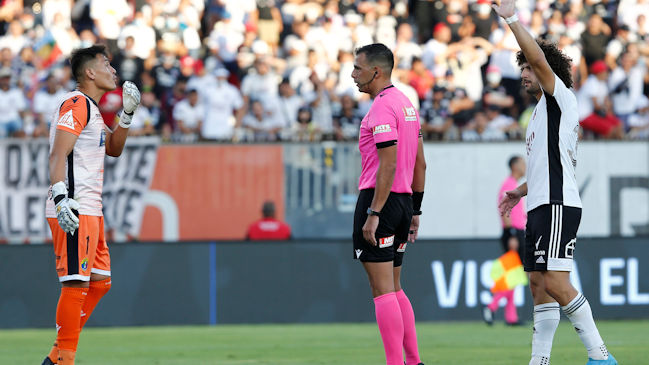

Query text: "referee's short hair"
[354, 43, 394, 75]
[70, 44, 109, 82]
[509, 155, 522, 169]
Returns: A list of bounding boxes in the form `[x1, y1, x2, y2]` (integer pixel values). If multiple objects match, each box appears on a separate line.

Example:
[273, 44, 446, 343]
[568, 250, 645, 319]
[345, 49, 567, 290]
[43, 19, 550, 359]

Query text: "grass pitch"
[1, 321, 646, 364]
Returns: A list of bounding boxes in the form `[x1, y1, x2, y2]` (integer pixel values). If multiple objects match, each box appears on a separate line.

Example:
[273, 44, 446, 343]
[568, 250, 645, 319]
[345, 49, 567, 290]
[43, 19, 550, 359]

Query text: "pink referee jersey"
[358, 85, 421, 194]
[46, 91, 107, 218]
[499, 176, 526, 229]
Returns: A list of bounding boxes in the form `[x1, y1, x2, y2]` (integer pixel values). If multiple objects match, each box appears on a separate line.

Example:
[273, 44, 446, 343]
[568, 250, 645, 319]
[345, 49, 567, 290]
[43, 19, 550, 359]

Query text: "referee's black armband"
[376, 140, 397, 149]
[412, 191, 424, 212]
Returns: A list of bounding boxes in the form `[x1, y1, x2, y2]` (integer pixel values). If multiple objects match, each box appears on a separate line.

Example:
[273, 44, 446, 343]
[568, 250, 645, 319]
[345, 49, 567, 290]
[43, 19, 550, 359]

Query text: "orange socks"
[55, 287, 88, 364]
[80, 278, 111, 328]
[48, 279, 111, 364]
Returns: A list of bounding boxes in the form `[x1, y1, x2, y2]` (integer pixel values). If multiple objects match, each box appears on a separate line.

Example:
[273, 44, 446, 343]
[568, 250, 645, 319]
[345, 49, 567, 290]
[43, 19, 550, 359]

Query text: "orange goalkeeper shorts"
[48, 216, 111, 282]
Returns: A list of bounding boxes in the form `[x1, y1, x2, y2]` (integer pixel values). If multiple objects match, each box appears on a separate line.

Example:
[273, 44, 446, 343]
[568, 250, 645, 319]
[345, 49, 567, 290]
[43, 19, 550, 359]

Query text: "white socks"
[530, 302, 560, 365]
[562, 293, 609, 360]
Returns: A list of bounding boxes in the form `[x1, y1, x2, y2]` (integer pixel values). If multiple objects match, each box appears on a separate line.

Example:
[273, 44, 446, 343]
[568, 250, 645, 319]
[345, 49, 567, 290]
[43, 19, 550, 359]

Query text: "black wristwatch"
[366, 208, 381, 216]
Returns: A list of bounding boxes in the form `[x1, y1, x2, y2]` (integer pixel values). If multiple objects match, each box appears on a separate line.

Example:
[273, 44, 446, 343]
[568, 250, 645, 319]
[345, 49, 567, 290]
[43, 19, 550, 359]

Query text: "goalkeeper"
[42, 45, 140, 365]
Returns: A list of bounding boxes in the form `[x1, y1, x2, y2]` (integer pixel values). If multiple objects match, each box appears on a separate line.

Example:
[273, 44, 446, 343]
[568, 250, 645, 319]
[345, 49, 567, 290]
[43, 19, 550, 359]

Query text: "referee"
[351, 43, 426, 365]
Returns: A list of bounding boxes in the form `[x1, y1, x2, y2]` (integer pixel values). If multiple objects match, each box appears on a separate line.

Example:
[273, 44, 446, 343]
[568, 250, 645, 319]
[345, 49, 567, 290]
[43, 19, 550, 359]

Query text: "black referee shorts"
[352, 189, 413, 267]
[524, 204, 581, 272]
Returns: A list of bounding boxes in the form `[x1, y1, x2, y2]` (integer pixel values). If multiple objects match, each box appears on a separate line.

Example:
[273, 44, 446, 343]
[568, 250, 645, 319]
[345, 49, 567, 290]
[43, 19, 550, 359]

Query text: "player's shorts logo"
[81, 257, 88, 271]
[565, 238, 576, 258]
[397, 242, 407, 252]
[378, 235, 394, 248]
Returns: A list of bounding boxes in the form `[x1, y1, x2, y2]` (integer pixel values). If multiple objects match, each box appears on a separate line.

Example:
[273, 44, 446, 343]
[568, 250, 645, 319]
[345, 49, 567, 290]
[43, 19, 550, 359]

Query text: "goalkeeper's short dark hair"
[70, 44, 109, 82]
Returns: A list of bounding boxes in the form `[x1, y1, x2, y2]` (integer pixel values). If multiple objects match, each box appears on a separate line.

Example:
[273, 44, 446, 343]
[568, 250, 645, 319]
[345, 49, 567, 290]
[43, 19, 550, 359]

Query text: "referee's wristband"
[412, 191, 424, 211]
[413, 210, 422, 216]
[504, 14, 519, 25]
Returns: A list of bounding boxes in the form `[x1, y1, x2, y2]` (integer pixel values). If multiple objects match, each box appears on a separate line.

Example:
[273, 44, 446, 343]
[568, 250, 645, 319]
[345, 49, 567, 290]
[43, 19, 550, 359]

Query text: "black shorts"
[352, 189, 413, 267]
[524, 204, 581, 272]
[501, 227, 525, 258]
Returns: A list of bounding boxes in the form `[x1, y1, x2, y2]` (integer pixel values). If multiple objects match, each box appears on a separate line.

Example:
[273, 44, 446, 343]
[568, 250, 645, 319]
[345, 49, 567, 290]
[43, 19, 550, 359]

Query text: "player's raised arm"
[105, 81, 141, 157]
[492, 0, 556, 95]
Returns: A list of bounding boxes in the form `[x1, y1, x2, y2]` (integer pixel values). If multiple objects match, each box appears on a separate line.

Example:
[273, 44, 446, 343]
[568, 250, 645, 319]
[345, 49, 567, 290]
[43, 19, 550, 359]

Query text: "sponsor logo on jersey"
[526, 132, 535, 155]
[99, 128, 106, 146]
[378, 235, 394, 248]
[373, 124, 392, 135]
[81, 257, 88, 271]
[57, 110, 75, 129]
[403, 106, 417, 122]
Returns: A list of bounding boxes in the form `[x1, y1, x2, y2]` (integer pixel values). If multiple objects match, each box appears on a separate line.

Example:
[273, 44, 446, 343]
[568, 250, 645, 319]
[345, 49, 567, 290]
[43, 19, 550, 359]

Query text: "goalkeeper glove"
[119, 81, 141, 129]
[52, 181, 80, 234]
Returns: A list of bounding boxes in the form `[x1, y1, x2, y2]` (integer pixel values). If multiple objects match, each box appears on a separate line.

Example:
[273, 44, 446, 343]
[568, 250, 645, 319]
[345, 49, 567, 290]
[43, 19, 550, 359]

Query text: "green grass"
[1, 321, 647, 364]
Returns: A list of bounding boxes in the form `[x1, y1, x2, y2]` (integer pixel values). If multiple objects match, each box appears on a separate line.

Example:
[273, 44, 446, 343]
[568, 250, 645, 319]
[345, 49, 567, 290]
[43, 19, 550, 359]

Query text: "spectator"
[605, 24, 635, 70]
[172, 87, 204, 142]
[482, 65, 515, 111]
[0, 67, 27, 138]
[292, 106, 320, 142]
[485, 105, 520, 139]
[420, 84, 455, 141]
[469, 0, 498, 41]
[246, 201, 291, 240]
[332, 93, 362, 141]
[462, 110, 506, 141]
[207, 11, 244, 76]
[242, 99, 282, 141]
[580, 13, 611, 71]
[0, 20, 29, 56]
[422, 22, 451, 75]
[200, 68, 244, 141]
[609, 48, 647, 130]
[129, 90, 160, 137]
[628, 95, 649, 138]
[276, 78, 303, 135]
[90, 0, 132, 55]
[240, 56, 280, 121]
[32, 73, 67, 137]
[394, 23, 422, 70]
[577, 61, 624, 139]
[118, 11, 156, 60]
[112, 36, 144, 88]
[251, 0, 283, 52]
[408, 57, 434, 103]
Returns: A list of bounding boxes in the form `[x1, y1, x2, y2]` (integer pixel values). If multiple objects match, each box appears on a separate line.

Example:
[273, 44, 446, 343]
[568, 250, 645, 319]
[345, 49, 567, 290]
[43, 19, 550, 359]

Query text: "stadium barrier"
[2, 238, 648, 329]
[1, 139, 647, 243]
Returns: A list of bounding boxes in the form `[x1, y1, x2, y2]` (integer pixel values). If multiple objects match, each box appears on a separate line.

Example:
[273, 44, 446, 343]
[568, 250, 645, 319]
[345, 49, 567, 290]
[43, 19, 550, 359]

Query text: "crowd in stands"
[0, 0, 648, 142]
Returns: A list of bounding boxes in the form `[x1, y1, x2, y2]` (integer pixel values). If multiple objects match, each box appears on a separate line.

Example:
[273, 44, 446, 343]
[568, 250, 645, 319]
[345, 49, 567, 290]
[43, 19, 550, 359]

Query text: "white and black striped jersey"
[525, 74, 582, 212]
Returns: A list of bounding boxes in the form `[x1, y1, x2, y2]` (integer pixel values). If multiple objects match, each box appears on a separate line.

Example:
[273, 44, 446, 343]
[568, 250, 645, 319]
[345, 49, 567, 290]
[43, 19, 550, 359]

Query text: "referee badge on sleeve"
[378, 235, 395, 248]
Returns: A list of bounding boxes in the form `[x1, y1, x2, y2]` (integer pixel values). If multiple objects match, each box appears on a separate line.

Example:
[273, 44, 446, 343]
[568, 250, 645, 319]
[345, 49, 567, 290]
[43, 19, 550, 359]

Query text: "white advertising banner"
[419, 142, 649, 238]
[0, 138, 159, 244]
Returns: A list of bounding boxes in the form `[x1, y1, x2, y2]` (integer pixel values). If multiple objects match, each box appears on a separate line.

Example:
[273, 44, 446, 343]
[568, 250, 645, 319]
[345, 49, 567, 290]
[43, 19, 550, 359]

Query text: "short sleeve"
[368, 101, 398, 145]
[55, 95, 89, 136]
[551, 74, 577, 111]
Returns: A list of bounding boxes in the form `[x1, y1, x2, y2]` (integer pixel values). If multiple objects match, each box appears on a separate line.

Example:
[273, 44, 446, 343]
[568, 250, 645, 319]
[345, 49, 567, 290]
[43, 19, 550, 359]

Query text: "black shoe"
[41, 357, 56, 365]
[482, 306, 494, 326]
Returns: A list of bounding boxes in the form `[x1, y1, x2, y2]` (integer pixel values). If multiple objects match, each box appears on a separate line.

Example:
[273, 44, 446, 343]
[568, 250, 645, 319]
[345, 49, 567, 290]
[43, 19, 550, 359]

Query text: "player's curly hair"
[516, 39, 573, 89]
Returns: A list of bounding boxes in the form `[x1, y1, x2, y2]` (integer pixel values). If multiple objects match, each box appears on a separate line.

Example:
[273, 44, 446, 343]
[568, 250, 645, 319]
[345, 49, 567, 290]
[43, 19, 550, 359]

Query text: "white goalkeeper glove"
[52, 181, 80, 234]
[119, 81, 141, 129]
